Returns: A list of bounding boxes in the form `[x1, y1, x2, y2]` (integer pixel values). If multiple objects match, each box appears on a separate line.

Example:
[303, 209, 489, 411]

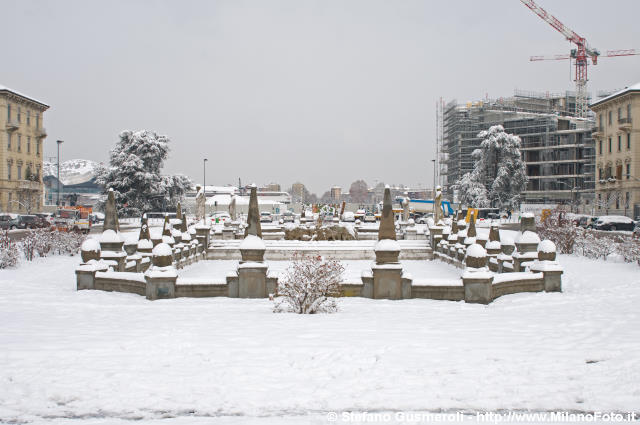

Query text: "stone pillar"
[462, 244, 493, 304]
[76, 240, 107, 290]
[371, 187, 407, 299]
[520, 212, 536, 233]
[144, 243, 177, 300]
[530, 240, 563, 292]
[195, 224, 211, 249]
[237, 263, 269, 298]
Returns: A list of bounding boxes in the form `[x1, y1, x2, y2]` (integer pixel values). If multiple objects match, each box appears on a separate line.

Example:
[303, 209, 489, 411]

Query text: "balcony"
[35, 127, 47, 139]
[17, 180, 41, 191]
[5, 120, 19, 132]
[592, 125, 605, 138]
[618, 117, 632, 131]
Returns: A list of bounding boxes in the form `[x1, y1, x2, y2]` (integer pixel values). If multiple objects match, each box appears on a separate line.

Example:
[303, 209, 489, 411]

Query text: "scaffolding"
[441, 89, 596, 207]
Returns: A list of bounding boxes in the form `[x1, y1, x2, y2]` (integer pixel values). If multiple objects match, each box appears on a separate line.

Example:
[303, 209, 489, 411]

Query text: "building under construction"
[440, 89, 596, 208]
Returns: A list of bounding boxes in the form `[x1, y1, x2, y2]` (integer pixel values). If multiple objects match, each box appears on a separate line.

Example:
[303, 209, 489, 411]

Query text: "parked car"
[34, 213, 54, 227]
[0, 214, 20, 230]
[342, 211, 355, 222]
[210, 211, 231, 224]
[633, 222, 640, 238]
[260, 211, 273, 223]
[364, 212, 376, 223]
[577, 216, 598, 229]
[282, 212, 295, 223]
[17, 215, 42, 229]
[354, 209, 366, 221]
[415, 213, 434, 224]
[592, 215, 636, 231]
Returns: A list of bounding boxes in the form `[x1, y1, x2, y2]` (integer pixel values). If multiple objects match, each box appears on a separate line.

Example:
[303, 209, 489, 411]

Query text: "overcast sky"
[4, 0, 639, 195]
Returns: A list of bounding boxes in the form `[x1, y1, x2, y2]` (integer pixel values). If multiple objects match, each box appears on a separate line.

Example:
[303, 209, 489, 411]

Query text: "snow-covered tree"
[95, 130, 193, 216]
[455, 125, 527, 210]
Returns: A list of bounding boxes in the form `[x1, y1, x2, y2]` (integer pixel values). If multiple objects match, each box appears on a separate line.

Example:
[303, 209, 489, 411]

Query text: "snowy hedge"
[0, 230, 85, 269]
[537, 210, 639, 264]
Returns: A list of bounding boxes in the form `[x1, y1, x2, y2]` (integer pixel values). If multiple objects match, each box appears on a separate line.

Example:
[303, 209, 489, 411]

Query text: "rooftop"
[590, 82, 640, 108]
[0, 85, 49, 109]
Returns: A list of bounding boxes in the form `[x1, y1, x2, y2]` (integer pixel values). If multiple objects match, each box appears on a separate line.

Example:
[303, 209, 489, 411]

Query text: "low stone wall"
[94, 272, 146, 296]
[411, 285, 464, 301]
[176, 282, 229, 298]
[492, 273, 544, 298]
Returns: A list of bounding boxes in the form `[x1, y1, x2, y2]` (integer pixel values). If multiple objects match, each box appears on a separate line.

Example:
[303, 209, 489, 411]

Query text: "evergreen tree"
[95, 130, 193, 216]
[455, 125, 527, 210]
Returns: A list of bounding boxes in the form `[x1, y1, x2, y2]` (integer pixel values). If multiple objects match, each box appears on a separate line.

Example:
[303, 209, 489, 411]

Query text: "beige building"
[591, 83, 640, 218]
[0, 86, 49, 213]
[330, 186, 342, 202]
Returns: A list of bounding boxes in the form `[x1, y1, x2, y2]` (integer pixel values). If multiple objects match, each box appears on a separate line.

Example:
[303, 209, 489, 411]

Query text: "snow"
[42, 159, 98, 186]
[239, 235, 266, 250]
[493, 272, 542, 284]
[485, 241, 501, 250]
[152, 243, 172, 257]
[374, 239, 401, 251]
[595, 215, 634, 224]
[516, 230, 540, 244]
[162, 235, 175, 245]
[1, 255, 639, 422]
[521, 212, 535, 218]
[96, 271, 147, 283]
[99, 229, 123, 243]
[538, 239, 556, 253]
[137, 239, 153, 250]
[466, 244, 486, 258]
[145, 265, 178, 279]
[80, 238, 100, 253]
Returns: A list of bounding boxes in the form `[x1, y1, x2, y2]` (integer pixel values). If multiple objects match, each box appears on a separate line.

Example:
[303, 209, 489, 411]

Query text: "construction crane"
[520, 0, 639, 118]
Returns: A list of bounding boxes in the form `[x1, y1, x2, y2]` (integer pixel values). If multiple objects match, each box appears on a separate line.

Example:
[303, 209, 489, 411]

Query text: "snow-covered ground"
[1, 255, 639, 424]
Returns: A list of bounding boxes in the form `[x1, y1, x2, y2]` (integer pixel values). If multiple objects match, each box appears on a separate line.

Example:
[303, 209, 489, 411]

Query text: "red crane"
[520, 0, 638, 118]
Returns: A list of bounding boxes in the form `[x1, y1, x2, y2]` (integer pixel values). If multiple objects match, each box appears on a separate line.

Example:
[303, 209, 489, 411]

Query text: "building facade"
[330, 186, 342, 201]
[442, 90, 595, 209]
[590, 83, 640, 218]
[0, 86, 49, 213]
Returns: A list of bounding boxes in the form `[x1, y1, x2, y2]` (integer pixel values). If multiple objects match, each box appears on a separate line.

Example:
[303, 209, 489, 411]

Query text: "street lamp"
[203, 158, 208, 224]
[556, 181, 577, 213]
[56, 140, 63, 207]
[431, 159, 436, 214]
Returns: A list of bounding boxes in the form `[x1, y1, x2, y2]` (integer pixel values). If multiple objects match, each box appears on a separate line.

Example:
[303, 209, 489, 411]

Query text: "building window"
[17, 134, 21, 152]
[618, 107, 622, 120]
[8, 193, 12, 211]
[628, 134, 632, 150]
[598, 168, 602, 180]
[17, 107, 21, 123]
[17, 165, 22, 180]
[608, 110, 612, 125]
[628, 103, 632, 118]
[616, 165, 623, 180]
[626, 192, 631, 208]
[7, 133, 11, 150]
[6, 104, 10, 121]
[36, 141, 40, 156]
[35, 114, 39, 129]
[27, 111, 30, 126]
[597, 193, 601, 209]
[7, 163, 11, 180]
[599, 114, 603, 128]
[598, 140, 602, 154]
[627, 163, 631, 179]
[618, 135, 622, 151]
[608, 137, 611, 153]
[615, 194, 620, 209]
[27, 137, 30, 154]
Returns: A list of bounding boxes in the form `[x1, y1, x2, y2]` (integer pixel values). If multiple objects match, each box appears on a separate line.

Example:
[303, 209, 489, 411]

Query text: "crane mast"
[520, 0, 599, 118]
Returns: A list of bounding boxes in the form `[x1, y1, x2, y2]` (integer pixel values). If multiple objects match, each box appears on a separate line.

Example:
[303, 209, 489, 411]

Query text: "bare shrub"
[537, 207, 578, 254]
[0, 231, 19, 268]
[274, 253, 344, 314]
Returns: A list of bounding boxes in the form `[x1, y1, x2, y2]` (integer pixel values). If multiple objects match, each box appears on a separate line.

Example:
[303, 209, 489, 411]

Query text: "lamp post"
[56, 140, 63, 207]
[431, 159, 436, 215]
[203, 158, 208, 224]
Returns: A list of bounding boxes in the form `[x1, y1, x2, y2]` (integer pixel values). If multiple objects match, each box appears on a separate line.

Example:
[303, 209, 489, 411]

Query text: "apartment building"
[0, 86, 49, 213]
[590, 83, 640, 218]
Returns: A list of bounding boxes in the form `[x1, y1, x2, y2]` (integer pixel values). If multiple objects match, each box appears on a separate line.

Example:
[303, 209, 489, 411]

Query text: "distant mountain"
[43, 159, 100, 186]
